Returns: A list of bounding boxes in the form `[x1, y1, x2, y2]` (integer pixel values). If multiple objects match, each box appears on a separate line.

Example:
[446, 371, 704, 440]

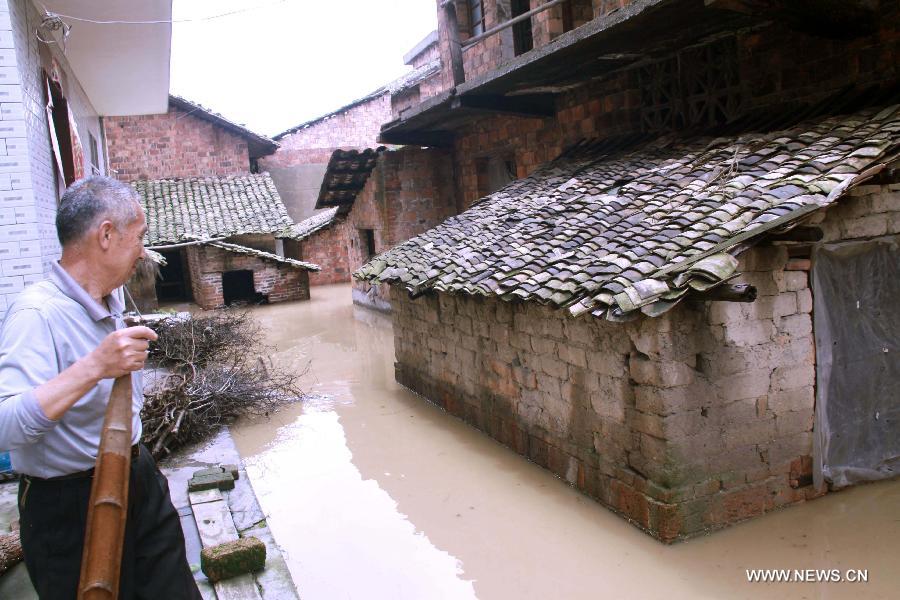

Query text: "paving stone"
[200, 537, 266, 583]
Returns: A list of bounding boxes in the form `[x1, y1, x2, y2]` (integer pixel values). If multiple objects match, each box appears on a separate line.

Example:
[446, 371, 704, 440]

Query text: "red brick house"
[105, 94, 277, 181]
[353, 0, 900, 542]
[105, 96, 319, 309]
[134, 173, 318, 310]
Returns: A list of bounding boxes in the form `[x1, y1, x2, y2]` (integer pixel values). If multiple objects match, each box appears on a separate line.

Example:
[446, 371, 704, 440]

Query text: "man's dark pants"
[17, 445, 202, 599]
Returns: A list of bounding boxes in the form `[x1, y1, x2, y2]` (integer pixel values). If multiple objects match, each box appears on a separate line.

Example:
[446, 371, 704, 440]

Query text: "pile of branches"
[141, 310, 303, 459]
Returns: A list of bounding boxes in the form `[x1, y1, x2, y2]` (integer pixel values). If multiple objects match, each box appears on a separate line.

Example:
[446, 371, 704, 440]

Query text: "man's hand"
[86, 326, 159, 379]
[33, 326, 158, 422]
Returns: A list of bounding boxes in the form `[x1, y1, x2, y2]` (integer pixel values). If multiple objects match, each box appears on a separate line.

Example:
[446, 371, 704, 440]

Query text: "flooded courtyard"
[231, 284, 900, 600]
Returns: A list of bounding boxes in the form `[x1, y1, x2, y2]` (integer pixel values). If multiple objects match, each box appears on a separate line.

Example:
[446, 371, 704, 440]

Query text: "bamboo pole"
[78, 374, 134, 600]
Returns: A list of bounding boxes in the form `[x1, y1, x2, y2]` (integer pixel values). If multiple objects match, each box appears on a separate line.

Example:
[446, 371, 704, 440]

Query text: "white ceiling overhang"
[35, 0, 172, 116]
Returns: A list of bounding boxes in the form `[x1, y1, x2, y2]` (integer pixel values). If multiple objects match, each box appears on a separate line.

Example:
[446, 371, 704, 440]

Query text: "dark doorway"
[222, 270, 258, 305]
[155, 249, 192, 302]
[360, 229, 376, 260]
[511, 0, 533, 56]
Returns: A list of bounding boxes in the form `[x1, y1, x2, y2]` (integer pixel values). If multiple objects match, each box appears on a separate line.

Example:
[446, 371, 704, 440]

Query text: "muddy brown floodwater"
[230, 284, 899, 600]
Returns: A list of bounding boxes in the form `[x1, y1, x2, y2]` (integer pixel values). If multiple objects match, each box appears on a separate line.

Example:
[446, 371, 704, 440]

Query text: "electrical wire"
[39, 0, 290, 26]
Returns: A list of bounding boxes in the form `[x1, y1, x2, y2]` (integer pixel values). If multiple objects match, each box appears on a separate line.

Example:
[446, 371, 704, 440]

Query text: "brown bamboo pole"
[78, 374, 133, 600]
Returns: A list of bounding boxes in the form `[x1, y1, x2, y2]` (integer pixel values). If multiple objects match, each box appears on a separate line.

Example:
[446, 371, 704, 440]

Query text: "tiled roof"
[278, 207, 340, 241]
[207, 241, 320, 271]
[168, 95, 277, 158]
[135, 173, 294, 246]
[357, 104, 900, 320]
[316, 148, 384, 210]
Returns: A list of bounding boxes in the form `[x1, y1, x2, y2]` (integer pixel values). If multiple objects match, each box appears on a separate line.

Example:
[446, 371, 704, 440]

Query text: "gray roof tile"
[356, 104, 900, 319]
[135, 173, 293, 246]
[279, 207, 340, 241]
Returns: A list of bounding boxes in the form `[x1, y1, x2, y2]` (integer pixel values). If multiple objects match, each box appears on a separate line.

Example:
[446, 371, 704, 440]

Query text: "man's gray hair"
[56, 176, 142, 247]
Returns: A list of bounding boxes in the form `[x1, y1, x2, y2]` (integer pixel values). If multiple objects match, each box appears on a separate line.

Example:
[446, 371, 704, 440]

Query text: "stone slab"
[188, 472, 235, 492]
[192, 499, 239, 548]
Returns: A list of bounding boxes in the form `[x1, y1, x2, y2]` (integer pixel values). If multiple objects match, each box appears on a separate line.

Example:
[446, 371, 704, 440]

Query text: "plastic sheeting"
[812, 237, 900, 490]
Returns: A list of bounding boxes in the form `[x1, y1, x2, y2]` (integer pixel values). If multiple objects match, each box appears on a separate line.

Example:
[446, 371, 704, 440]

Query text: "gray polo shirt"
[0, 262, 143, 477]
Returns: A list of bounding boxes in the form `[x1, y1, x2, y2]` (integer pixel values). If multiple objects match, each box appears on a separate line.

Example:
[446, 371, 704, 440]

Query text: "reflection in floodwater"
[231, 284, 900, 600]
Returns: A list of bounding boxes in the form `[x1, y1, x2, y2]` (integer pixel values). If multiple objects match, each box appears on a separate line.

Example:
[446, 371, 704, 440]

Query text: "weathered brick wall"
[300, 218, 352, 285]
[816, 183, 900, 241]
[388, 187, 900, 540]
[260, 93, 392, 223]
[437, 0, 633, 87]
[185, 243, 310, 310]
[0, 0, 104, 320]
[104, 105, 250, 182]
[407, 40, 445, 105]
[532, 0, 594, 47]
[263, 94, 391, 170]
[391, 87, 422, 120]
[454, 69, 638, 206]
[410, 40, 440, 69]
[348, 147, 457, 310]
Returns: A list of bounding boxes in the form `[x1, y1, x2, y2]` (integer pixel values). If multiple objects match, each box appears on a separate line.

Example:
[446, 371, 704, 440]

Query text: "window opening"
[476, 155, 516, 197]
[469, 0, 486, 36]
[361, 229, 376, 260]
[511, 0, 533, 55]
[222, 270, 263, 305]
[89, 132, 100, 175]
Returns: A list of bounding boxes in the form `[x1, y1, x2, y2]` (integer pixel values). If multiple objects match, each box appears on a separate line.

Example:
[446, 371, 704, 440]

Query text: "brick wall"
[347, 146, 457, 310]
[409, 39, 441, 69]
[104, 105, 250, 182]
[0, 0, 104, 320]
[263, 93, 391, 169]
[436, 0, 635, 88]
[387, 187, 900, 541]
[185, 243, 310, 310]
[260, 93, 392, 222]
[300, 218, 352, 286]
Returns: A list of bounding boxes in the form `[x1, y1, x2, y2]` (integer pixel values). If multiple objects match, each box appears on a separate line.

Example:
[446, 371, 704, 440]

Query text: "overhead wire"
[37, 0, 289, 26]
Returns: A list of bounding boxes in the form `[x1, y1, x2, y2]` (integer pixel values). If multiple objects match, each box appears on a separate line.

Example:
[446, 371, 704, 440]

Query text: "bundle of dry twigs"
[141, 310, 303, 458]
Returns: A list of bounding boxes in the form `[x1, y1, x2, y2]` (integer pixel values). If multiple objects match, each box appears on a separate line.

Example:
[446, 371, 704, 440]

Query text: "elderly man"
[0, 177, 201, 599]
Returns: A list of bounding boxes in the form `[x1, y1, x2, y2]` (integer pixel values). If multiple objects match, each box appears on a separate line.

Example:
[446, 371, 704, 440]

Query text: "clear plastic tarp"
[812, 236, 900, 490]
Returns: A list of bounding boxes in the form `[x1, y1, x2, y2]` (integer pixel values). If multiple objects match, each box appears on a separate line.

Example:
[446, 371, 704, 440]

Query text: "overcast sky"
[170, 0, 438, 137]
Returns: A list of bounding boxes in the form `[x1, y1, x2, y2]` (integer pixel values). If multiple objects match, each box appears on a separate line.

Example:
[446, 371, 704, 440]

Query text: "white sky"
[170, 0, 438, 137]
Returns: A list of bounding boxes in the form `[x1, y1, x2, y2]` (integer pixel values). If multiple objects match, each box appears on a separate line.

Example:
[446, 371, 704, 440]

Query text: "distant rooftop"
[168, 95, 278, 158]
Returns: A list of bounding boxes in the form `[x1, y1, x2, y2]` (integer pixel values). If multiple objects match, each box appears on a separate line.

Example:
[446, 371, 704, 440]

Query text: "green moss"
[200, 536, 266, 582]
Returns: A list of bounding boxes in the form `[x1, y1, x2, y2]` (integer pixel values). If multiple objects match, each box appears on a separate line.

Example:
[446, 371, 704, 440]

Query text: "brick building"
[105, 94, 277, 182]
[103, 96, 319, 309]
[260, 31, 445, 288]
[0, 0, 171, 322]
[354, 0, 900, 541]
[134, 173, 318, 310]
